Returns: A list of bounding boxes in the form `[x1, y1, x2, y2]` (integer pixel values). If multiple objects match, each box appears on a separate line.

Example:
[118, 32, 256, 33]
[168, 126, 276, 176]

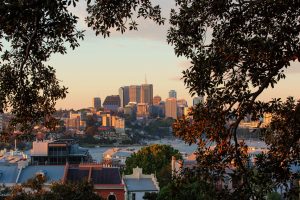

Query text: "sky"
[48, 1, 299, 110]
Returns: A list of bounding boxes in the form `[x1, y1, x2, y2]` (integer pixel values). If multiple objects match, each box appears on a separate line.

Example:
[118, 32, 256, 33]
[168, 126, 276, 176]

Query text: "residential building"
[65, 112, 86, 130]
[153, 96, 161, 106]
[129, 85, 141, 103]
[30, 139, 91, 165]
[0, 163, 125, 199]
[102, 113, 112, 126]
[0, 160, 65, 188]
[123, 167, 159, 200]
[140, 84, 153, 105]
[64, 163, 125, 200]
[119, 86, 130, 108]
[103, 95, 121, 112]
[168, 90, 177, 99]
[93, 97, 102, 111]
[165, 98, 177, 119]
[193, 96, 204, 106]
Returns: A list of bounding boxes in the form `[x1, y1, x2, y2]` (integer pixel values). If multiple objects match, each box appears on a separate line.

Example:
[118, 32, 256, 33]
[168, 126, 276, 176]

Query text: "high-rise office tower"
[165, 98, 178, 119]
[119, 86, 130, 107]
[153, 96, 162, 105]
[140, 84, 153, 105]
[193, 96, 204, 106]
[169, 90, 177, 99]
[93, 97, 101, 111]
[129, 85, 141, 103]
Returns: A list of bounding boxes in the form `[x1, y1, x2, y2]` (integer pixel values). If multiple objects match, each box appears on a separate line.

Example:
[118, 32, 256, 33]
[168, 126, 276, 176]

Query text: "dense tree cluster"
[125, 144, 181, 187]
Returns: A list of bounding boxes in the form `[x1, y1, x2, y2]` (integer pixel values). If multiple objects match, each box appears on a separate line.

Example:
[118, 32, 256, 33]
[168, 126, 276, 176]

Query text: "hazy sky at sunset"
[48, 1, 299, 110]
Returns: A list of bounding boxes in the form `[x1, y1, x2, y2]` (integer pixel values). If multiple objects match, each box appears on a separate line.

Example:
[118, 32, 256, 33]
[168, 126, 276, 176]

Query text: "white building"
[123, 167, 159, 200]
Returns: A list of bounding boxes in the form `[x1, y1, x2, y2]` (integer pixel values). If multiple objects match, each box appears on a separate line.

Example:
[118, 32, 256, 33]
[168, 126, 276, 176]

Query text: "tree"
[0, 0, 165, 137]
[124, 144, 181, 187]
[167, 0, 300, 198]
[1, 0, 299, 198]
[0, 0, 83, 136]
[143, 192, 158, 200]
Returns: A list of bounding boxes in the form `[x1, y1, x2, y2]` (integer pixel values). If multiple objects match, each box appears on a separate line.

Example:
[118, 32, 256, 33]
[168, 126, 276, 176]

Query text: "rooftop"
[17, 165, 65, 184]
[124, 178, 159, 192]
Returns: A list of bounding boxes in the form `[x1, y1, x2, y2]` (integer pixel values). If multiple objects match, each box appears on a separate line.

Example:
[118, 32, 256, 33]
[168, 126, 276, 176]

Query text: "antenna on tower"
[145, 74, 147, 84]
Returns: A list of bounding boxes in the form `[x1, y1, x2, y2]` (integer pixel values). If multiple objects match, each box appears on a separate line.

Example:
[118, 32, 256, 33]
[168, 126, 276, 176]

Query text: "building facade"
[137, 103, 149, 118]
[119, 86, 130, 108]
[93, 97, 102, 111]
[123, 167, 159, 200]
[129, 85, 141, 103]
[30, 139, 91, 165]
[103, 95, 121, 112]
[165, 98, 177, 119]
[140, 84, 153, 105]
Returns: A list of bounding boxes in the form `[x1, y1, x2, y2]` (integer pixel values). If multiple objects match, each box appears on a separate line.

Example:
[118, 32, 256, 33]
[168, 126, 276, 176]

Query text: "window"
[132, 193, 136, 200]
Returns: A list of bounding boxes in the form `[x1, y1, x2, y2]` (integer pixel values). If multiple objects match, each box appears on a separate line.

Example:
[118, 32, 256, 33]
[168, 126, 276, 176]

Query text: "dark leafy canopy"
[86, 0, 165, 37]
[0, 0, 164, 136]
[167, 0, 300, 199]
[0, 0, 83, 135]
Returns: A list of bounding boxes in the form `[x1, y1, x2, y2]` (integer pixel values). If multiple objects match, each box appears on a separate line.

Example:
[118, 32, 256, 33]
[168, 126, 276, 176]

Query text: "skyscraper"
[103, 95, 121, 112]
[140, 84, 153, 105]
[165, 98, 177, 119]
[169, 90, 177, 99]
[193, 96, 204, 106]
[129, 85, 141, 103]
[93, 97, 101, 111]
[119, 86, 130, 107]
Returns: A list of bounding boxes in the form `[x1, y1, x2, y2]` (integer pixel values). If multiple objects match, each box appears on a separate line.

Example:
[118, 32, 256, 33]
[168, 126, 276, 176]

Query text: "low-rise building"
[30, 139, 91, 165]
[123, 167, 159, 200]
[64, 163, 125, 200]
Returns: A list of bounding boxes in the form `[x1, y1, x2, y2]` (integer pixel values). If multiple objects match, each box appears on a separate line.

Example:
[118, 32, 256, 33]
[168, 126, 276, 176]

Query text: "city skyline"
[48, 1, 299, 110]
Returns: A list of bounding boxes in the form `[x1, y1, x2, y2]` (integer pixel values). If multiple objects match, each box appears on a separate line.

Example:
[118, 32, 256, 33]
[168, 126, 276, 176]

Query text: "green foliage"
[125, 144, 181, 187]
[143, 192, 158, 200]
[157, 177, 218, 200]
[267, 192, 281, 200]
